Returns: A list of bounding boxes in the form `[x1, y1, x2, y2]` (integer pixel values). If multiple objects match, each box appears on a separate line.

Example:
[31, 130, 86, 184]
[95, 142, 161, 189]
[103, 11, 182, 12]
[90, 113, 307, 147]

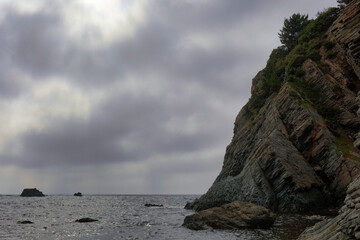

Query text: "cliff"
[187, 0, 360, 212]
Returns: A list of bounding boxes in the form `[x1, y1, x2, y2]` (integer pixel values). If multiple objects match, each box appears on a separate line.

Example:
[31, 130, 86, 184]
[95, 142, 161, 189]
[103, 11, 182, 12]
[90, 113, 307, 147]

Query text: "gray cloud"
[0, 0, 338, 194]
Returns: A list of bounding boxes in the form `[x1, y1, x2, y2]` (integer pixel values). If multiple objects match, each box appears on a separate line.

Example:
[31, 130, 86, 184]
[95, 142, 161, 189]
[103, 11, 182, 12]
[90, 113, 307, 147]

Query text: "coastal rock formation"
[183, 201, 275, 230]
[187, 1, 360, 212]
[74, 192, 82, 196]
[298, 176, 360, 240]
[20, 188, 45, 197]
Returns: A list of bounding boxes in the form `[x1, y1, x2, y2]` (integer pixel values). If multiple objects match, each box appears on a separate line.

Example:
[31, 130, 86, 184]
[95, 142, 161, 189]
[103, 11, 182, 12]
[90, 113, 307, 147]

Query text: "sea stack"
[20, 188, 45, 197]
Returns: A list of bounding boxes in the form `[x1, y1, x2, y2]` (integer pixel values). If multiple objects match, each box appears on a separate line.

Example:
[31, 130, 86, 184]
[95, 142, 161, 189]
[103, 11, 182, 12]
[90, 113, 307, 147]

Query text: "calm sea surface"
[0, 195, 330, 240]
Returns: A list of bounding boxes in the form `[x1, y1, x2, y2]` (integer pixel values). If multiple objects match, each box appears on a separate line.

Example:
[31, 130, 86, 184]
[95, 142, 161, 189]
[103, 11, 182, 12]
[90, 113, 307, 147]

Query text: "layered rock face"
[298, 176, 360, 240]
[187, 1, 360, 212]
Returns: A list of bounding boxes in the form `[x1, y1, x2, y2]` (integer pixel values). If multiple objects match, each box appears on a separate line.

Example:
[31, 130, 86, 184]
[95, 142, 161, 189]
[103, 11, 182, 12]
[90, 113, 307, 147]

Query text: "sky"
[0, 0, 338, 194]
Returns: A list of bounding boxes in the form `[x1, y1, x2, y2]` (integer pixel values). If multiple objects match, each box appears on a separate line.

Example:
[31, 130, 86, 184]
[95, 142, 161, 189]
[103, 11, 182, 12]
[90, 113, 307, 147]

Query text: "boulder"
[74, 192, 82, 197]
[298, 176, 360, 240]
[183, 201, 275, 230]
[75, 218, 98, 223]
[20, 188, 45, 197]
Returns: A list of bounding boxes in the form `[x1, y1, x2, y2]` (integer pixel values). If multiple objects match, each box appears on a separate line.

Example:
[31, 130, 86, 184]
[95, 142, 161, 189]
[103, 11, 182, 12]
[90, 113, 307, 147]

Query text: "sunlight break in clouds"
[62, 0, 149, 48]
[0, 79, 96, 155]
[0, 0, 149, 48]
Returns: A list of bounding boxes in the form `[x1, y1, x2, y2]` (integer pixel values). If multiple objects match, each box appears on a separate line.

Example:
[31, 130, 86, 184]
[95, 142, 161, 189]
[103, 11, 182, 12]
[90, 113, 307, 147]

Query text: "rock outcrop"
[20, 188, 45, 197]
[187, 1, 360, 212]
[74, 192, 82, 197]
[298, 176, 360, 240]
[183, 201, 275, 230]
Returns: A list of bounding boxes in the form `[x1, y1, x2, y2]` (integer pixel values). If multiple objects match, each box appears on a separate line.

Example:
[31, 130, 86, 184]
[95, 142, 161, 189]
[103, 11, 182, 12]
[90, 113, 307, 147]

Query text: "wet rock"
[20, 188, 45, 197]
[298, 176, 360, 240]
[183, 201, 275, 230]
[144, 203, 163, 207]
[74, 192, 82, 197]
[75, 218, 98, 223]
[17, 220, 33, 224]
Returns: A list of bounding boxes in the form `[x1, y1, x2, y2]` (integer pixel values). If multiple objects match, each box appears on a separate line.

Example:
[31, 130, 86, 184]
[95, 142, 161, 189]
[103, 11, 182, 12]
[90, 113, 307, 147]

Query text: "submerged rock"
[298, 176, 360, 240]
[144, 203, 163, 207]
[183, 201, 275, 230]
[17, 220, 33, 224]
[20, 188, 45, 197]
[75, 218, 98, 223]
[74, 192, 82, 197]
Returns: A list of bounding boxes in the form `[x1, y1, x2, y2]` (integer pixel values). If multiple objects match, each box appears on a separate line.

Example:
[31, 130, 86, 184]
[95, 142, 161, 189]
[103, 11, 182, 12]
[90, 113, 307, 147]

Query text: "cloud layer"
[0, 0, 338, 194]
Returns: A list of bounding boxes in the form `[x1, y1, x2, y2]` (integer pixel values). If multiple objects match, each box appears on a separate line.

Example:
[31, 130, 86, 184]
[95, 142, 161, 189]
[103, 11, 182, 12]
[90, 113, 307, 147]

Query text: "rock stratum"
[187, 1, 360, 213]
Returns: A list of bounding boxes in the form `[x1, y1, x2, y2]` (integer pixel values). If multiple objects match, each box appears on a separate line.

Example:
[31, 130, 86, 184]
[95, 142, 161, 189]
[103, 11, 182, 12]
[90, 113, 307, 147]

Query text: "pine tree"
[278, 13, 309, 50]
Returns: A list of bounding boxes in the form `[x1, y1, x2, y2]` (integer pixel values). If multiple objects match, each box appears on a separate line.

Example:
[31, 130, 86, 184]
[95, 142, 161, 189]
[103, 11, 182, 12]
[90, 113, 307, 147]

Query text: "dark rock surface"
[183, 201, 275, 230]
[75, 218, 98, 223]
[298, 176, 360, 240]
[74, 192, 82, 196]
[17, 220, 33, 224]
[20, 188, 45, 197]
[144, 203, 163, 207]
[187, 2, 360, 213]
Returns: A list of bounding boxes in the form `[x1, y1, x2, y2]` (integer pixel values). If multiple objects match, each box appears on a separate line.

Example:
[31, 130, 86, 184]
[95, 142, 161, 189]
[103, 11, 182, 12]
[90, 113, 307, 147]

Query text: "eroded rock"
[183, 201, 275, 230]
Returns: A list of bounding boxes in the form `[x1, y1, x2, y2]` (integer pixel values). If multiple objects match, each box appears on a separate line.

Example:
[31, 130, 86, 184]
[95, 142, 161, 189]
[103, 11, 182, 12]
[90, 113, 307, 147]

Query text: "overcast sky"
[0, 0, 338, 194]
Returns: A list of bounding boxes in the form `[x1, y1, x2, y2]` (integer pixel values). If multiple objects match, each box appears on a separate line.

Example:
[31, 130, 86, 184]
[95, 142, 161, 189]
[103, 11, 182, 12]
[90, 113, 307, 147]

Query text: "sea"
[0, 194, 330, 240]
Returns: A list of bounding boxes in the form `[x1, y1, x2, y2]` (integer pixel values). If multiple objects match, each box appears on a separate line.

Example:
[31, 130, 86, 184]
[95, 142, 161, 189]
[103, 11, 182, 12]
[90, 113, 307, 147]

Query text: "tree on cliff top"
[278, 13, 309, 50]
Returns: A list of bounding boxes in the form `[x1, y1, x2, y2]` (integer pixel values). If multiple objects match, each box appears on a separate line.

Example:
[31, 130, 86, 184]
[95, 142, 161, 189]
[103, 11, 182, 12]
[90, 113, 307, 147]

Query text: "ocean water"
[0, 195, 328, 240]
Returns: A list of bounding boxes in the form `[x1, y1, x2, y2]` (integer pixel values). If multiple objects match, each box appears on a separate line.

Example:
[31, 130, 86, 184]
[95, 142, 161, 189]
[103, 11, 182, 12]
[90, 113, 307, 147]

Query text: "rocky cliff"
[187, 0, 360, 212]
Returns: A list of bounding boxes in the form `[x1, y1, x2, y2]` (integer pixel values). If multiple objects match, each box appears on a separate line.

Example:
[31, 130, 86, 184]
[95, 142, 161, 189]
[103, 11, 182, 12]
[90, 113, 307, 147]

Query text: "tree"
[278, 13, 309, 50]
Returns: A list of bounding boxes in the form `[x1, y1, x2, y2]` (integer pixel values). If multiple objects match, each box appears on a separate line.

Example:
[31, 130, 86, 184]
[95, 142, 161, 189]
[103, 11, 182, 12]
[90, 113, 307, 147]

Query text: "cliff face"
[188, 1, 360, 212]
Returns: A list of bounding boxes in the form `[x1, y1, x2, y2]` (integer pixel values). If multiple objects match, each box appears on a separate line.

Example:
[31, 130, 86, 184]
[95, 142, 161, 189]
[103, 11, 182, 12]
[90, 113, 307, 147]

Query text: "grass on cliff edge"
[335, 129, 360, 162]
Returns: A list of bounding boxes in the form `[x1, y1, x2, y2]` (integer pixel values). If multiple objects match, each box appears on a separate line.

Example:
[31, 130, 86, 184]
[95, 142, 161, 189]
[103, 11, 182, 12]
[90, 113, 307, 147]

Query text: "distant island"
[20, 188, 45, 197]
